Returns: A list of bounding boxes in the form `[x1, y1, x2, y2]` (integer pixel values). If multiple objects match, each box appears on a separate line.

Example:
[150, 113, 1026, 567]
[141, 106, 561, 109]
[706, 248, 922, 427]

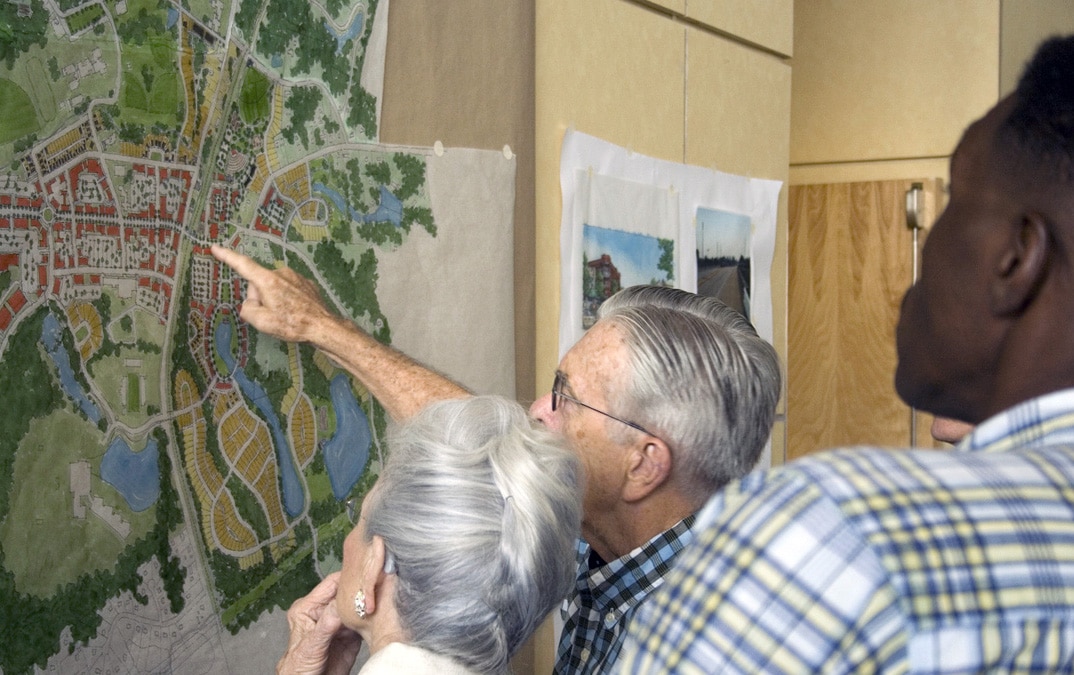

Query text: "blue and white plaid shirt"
[619, 389, 1074, 673]
[556, 517, 695, 674]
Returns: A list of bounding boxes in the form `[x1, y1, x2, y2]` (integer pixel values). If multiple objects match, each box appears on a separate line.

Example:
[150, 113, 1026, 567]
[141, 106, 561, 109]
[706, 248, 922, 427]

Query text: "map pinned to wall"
[0, 0, 517, 672]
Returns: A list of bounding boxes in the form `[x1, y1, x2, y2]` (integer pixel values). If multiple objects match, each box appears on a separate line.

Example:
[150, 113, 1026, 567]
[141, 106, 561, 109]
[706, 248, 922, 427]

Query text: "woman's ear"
[359, 535, 389, 615]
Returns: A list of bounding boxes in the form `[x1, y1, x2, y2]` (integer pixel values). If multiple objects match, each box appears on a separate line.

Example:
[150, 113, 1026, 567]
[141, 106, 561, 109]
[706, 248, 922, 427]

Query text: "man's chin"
[895, 368, 969, 423]
[893, 363, 939, 414]
[893, 363, 918, 409]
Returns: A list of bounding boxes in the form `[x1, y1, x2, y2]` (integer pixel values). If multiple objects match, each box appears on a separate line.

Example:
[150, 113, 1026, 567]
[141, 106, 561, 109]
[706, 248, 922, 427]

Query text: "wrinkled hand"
[277, 572, 363, 675]
[211, 244, 339, 343]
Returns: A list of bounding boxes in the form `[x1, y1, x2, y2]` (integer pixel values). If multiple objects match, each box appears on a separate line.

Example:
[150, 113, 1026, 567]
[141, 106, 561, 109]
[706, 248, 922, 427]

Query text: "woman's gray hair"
[598, 285, 782, 502]
[361, 395, 583, 674]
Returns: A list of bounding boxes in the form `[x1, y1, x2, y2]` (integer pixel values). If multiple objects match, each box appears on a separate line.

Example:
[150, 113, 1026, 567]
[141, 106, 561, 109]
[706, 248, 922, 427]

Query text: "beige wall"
[790, 1, 1074, 182]
[790, 0, 1000, 186]
[534, 0, 793, 484]
[1001, 0, 1074, 94]
[683, 25, 792, 467]
[380, 0, 537, 402]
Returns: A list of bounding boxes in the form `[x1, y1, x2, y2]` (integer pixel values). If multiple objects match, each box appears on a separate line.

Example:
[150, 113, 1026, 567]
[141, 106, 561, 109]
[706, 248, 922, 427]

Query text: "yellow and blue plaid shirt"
[619, 389, 1074, 673]
[556, 517, 695, 674]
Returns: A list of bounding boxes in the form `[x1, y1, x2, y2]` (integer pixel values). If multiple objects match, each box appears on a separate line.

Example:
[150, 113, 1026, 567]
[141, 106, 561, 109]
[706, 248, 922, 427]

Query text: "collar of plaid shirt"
[554, 515, 696, 675]
[959, 387, 1074, 453]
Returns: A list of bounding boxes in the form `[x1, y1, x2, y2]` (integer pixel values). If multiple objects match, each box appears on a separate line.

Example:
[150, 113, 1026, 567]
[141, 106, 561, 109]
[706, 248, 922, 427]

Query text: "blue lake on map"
[215, 319, 305, 518]
[215, 319, 367, 513]
[322, 373, 370, 500]
[42, 312, 160, 511]
[41, 313, 101, 424]
[312, 182, 403, 228]
[325, 12, 364, 55]
[101, 437, 160, 512]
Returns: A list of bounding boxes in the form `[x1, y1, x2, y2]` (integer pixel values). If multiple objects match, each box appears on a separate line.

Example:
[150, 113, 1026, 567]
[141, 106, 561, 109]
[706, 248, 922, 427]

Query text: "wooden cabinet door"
[788, 179, 943, 459]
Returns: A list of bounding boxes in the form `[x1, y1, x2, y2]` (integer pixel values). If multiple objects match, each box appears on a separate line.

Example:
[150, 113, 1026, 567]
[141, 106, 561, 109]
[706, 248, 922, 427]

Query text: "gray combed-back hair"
[362, 395, 583, 674]
[598, 285, 782, 502]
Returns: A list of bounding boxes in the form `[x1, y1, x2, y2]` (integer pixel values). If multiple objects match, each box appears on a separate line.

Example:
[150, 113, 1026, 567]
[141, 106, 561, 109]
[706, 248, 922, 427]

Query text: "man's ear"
[622, 437, 673, 503]
[991, 213, 1050, 316]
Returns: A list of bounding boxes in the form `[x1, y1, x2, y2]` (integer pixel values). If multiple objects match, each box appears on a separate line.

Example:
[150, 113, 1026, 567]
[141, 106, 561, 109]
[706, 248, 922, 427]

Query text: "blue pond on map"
[42, 312, 161, 511]
[214, 319, 368, 517]
[101, 437, 161, 512]
[42, 313, 101, 424]
[313, 182, 404, 227]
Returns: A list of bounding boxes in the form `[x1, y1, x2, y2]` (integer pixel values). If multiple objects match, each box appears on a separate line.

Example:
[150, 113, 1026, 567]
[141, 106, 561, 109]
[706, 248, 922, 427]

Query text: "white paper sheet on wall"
[559, 129, 781, 356]
[569, 170, 680, 334]
[378, 145, 516, 398]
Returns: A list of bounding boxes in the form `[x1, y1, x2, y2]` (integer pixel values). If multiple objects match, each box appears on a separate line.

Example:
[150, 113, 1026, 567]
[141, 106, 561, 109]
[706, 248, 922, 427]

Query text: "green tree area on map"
[186, 143, 438, 632]
[0, 0, 47, 70]
[234, 0, 380, 139]
[168, 269, 387, 632]
[0, 307, 185, 675]
[0, 0, 433, 668]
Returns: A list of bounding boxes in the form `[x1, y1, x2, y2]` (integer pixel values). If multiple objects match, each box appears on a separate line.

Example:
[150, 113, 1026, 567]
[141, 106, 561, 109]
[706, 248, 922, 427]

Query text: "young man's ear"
[622, 437, 672, 503]
[991, 213, 1049, 316]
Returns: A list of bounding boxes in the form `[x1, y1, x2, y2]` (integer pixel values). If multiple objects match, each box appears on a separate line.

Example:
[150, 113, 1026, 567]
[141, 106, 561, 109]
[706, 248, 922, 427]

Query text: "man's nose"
[529, 392, 561, 431]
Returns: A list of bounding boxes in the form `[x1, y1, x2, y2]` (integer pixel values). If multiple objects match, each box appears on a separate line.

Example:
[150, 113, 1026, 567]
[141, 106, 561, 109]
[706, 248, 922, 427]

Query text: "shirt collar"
[959, 388, 1074, 453]
[576, 515, 696, 619]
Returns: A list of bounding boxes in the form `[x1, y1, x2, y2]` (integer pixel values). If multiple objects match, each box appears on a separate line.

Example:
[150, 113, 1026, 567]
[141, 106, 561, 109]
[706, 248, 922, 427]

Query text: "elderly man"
[211, 246, 781, 673]
[618, 35, 1074, 673]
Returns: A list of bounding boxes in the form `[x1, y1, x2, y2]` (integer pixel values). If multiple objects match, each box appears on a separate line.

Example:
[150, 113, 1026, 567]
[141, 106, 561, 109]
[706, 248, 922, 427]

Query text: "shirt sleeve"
[617, 469, 909, 674]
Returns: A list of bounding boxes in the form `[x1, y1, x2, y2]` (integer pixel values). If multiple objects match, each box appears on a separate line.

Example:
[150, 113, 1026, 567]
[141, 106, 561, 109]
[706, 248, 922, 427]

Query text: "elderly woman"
[277, 395, 583, 675]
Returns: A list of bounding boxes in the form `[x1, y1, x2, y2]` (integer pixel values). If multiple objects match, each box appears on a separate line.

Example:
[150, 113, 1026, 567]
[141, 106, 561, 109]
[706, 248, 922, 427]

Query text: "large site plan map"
[0, 0, 516, 672]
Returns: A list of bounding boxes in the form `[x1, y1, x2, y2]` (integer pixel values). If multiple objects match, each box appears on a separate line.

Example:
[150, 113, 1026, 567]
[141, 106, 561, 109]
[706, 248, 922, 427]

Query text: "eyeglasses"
[551, 372, 655, 436]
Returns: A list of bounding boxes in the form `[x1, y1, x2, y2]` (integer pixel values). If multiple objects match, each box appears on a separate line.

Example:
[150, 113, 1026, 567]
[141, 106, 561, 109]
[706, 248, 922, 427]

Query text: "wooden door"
[788, 179, 943, 460]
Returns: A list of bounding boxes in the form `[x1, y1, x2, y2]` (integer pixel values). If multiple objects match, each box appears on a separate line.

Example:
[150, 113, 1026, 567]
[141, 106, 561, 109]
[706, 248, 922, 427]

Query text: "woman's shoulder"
[360, 642, 482, 675]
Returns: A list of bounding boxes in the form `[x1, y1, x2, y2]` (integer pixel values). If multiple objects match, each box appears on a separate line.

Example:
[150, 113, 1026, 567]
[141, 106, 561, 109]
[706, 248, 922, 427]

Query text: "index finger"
[288, 573, 342, 619]
[210, 244, 268, 282]
[306, 572, 342, 604]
